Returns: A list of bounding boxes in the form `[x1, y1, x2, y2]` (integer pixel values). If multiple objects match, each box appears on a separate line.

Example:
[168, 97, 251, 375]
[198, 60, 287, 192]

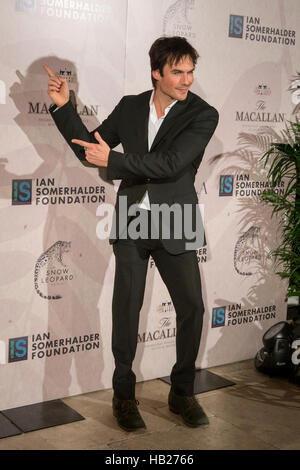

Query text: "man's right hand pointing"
[43, 65, 69, 108]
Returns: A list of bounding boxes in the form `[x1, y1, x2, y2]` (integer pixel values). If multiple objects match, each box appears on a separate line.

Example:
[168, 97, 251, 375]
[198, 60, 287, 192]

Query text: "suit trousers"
[111, 210, 205, 399]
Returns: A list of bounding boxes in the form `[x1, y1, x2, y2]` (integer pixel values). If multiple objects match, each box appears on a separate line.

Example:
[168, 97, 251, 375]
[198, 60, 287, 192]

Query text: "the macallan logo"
[28, 101, 99, 116]
[236, 100, 285, 124]
[235, 82, 285, 124]
[138, 317, 176, 343]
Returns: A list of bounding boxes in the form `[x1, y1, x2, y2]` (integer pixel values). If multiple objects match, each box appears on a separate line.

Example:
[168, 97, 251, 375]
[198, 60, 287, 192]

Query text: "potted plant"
[260, 118, 300, 301]
[254, 117, 300, 382]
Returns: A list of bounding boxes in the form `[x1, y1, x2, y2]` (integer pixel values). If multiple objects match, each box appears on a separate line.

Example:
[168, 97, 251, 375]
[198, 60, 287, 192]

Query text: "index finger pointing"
[43, 65, 56, 77]
[71, 139, 92, 148]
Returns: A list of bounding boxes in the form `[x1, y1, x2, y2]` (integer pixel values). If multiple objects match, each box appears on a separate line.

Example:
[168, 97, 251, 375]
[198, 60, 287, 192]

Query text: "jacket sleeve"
[106, 106, 219, 180]
[50, 98, 123, 160]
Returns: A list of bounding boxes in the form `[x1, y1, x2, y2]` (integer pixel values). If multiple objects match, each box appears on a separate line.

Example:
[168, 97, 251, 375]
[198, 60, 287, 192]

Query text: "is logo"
[8, 337, 28, 363]
[15, 0, 35, 12]
[229, 15, 244, 38]
[219, 175, 233, 196]
[12, 179, 32, 205]
[212, 307, 226, 328]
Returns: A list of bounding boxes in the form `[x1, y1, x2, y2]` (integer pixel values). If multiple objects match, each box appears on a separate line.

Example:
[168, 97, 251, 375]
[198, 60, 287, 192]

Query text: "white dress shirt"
[138, 90, 177, 210]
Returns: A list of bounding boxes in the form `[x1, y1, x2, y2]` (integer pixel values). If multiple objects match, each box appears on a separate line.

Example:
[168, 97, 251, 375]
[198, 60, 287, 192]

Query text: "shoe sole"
[169, 405, 209, 427]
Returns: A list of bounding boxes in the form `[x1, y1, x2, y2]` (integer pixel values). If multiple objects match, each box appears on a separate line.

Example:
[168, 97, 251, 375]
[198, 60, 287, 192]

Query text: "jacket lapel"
[133, 90, 151, 153]
[150, 92, 191, 151]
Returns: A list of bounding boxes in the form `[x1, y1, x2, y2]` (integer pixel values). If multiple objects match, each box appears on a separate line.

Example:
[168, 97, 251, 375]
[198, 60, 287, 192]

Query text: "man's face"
[152, 55, 195, 102]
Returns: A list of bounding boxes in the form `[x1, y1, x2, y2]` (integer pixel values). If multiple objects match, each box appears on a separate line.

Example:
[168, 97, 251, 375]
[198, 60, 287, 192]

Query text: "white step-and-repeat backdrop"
[0, 0, 299, 409]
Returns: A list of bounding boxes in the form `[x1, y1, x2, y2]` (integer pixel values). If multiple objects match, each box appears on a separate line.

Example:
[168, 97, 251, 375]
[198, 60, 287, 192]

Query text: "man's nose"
[181, 73, 193, 85]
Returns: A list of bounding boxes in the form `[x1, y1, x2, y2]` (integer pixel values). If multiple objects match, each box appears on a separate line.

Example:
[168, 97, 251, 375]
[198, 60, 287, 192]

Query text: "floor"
[0, 359, 299, 450]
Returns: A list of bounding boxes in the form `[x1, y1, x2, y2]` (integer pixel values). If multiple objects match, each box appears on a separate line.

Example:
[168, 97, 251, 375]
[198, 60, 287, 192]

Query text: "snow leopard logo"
[234, 227, 261, 276]
[163, 0, 195, 35]
[34, 241, 71, 300]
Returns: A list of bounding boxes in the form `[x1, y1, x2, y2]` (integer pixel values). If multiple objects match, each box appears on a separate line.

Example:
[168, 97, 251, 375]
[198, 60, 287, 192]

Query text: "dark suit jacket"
[50, 90, 219, 254]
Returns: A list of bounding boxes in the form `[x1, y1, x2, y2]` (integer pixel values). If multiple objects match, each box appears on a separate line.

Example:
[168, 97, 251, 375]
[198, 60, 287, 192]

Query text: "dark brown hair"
[149, 36, 199, 87]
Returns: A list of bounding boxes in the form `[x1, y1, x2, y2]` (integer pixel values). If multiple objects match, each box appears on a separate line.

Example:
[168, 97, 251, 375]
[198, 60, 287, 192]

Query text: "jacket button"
[146, 178, 150, 183]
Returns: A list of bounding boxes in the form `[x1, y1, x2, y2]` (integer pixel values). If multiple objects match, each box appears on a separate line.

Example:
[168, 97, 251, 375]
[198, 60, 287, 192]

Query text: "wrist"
[54, 99, 69, 109]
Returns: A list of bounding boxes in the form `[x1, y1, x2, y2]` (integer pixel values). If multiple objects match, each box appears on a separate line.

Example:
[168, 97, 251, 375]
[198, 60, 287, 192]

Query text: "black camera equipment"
[254, 319, 300, 383]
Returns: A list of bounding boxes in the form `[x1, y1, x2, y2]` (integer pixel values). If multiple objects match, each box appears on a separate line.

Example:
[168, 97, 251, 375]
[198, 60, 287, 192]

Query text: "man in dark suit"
[45, 36, 218, 431]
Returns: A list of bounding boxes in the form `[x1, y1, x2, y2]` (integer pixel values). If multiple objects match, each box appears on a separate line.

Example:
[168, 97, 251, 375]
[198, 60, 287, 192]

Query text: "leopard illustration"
[234, 227, 261, 276]
[34, 241, 71, 300]
[163, 0, 195, 34]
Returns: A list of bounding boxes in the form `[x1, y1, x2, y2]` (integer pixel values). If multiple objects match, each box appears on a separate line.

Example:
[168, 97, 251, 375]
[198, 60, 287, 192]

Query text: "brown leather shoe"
[113, 397, 146, 432]
[168, 389, 209, 427]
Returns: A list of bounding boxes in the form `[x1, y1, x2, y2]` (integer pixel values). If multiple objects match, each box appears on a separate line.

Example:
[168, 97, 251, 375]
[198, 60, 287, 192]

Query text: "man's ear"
[152, 69, 161, 82]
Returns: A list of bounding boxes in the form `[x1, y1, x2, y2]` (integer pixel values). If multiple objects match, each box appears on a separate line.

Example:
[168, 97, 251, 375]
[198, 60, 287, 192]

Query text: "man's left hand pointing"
[72, 131, 110, 167]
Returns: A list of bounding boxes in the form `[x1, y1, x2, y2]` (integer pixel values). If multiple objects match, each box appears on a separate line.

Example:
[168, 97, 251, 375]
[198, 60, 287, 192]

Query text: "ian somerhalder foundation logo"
[11, 178, 105, 206]
[228, 14, 296, 46]
[16, 0, 112, 22]
[211, 304, 277, 328]
[219, 174, 285, 198]
[4, 332, 100, 363]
